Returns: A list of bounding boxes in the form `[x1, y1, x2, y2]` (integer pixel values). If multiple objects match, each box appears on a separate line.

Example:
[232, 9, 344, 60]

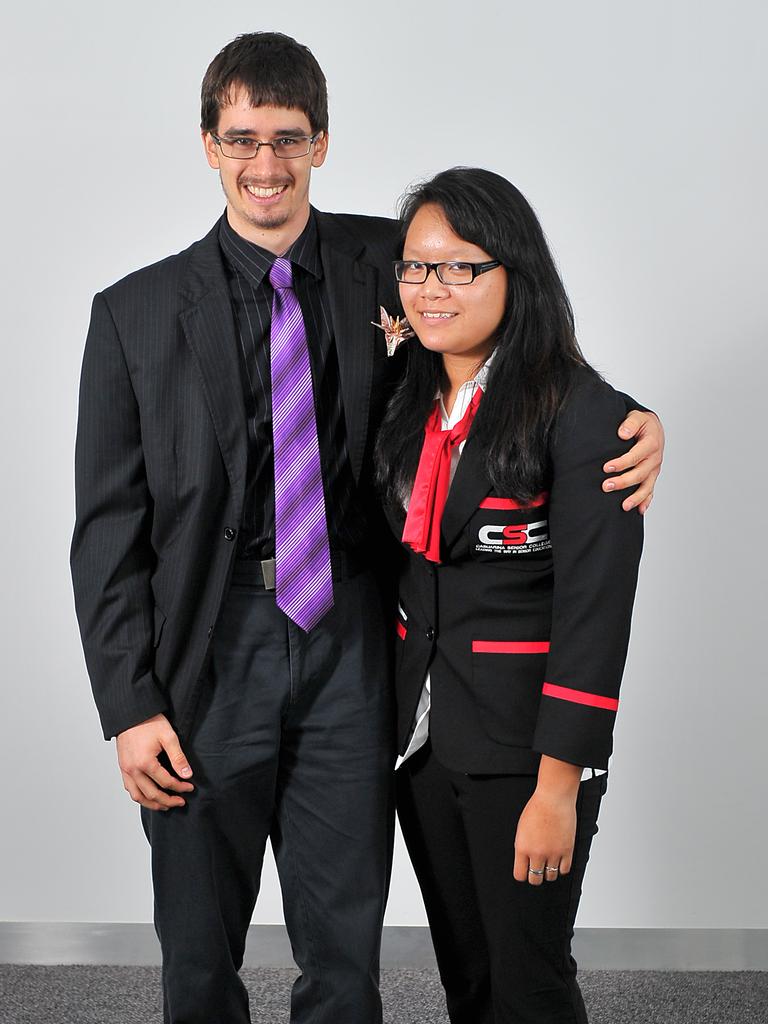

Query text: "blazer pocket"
[470, 640, 548, 747]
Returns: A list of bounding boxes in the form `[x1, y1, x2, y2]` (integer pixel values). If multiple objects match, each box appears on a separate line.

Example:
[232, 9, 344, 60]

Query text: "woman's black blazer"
[386, 367, 645, 774]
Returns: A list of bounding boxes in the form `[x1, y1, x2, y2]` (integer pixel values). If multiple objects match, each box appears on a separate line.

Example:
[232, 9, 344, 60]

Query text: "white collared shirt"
[396, 358, 490, 770]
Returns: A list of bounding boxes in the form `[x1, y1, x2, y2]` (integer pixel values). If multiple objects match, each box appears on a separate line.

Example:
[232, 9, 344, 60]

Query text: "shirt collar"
[437, 348, 496, 428]
[434, 347, 496, 402]
[218, 208, 322, 289]
[472, 348, 495, 392]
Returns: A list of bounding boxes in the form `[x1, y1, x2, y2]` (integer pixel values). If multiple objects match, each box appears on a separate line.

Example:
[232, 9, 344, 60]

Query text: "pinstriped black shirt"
[218, 211, 366, 558]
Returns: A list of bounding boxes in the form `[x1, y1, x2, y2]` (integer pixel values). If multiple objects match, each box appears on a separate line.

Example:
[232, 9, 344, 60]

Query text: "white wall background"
[1, 0, 766, 931]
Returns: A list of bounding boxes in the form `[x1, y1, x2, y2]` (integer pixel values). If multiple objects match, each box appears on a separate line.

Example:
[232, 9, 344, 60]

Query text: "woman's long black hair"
[375, 167, 596, 504]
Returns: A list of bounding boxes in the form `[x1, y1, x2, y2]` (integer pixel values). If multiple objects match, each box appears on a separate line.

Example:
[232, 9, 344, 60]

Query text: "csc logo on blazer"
[477, 519, 549, 549]
[471, 494, 552, 559]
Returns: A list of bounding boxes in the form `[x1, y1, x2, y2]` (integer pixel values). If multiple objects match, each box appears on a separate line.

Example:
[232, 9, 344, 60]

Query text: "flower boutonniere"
[371, 306, 415, 357]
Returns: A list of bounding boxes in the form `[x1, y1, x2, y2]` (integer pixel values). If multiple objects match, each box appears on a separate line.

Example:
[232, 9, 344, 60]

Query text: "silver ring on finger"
[545, 865, 559, 874]
[528, 867, 545, 876]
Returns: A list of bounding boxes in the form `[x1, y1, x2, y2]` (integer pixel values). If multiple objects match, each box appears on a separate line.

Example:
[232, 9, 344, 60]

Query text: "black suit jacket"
[388, 368, 645, 773]
[71, 210, 400, 740]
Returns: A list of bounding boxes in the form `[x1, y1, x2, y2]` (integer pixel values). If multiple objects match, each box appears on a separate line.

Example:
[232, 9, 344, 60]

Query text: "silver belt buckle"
[260, 558, 277, 591]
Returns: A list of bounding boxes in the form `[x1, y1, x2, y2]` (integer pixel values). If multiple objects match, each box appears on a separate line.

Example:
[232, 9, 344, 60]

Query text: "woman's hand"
[513, 756, 582, 886]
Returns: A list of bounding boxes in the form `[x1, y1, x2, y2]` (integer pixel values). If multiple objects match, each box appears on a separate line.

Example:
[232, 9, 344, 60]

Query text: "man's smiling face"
[203, 89, 328, 245]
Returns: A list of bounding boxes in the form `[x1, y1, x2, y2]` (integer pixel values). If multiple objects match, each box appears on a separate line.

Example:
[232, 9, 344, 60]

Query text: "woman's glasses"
[394, 260, 502, 286]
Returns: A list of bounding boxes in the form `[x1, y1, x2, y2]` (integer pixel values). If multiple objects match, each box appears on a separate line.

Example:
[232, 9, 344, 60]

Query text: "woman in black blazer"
[375, 168, 645, 1024]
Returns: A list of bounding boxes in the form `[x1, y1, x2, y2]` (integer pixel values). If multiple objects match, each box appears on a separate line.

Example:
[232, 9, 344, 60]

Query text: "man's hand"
[603, 410, 665, 514]
[116, 713, 194, 811]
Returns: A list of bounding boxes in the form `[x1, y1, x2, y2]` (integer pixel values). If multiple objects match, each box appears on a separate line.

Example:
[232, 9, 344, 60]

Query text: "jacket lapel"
[384, 434, 492, 557]
[179, 222, 248, 500]
[440, 434, 493, 552]
[316, 211, 379, 483]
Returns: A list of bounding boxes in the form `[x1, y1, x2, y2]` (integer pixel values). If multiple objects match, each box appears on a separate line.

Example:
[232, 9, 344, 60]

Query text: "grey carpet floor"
[1, 966, 767, 1024]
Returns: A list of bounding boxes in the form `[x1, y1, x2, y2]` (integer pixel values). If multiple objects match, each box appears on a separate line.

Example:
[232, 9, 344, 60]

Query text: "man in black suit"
[70, 31, 664, 1024]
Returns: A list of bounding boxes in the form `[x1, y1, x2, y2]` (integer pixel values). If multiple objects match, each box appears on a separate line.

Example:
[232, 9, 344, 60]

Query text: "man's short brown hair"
[200, 32, 329, 134]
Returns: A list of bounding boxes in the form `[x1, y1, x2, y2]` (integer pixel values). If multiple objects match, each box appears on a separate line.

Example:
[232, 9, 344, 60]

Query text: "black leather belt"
[231, 550, 369, 590]
[231, 558, 277, 589]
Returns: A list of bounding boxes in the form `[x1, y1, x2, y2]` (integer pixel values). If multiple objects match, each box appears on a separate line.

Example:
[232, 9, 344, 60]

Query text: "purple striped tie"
[269, 257, 333, 631]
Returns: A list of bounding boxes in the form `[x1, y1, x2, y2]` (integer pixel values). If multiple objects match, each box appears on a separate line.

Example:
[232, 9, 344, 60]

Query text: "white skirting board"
[1, 924, 767, 970]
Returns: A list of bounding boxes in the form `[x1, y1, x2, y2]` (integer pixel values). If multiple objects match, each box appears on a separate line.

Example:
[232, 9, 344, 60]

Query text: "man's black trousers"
[141, 563, 396, 1024]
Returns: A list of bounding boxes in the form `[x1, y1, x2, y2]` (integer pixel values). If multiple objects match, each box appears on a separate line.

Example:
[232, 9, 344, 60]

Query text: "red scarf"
[402, 388, 482, 563]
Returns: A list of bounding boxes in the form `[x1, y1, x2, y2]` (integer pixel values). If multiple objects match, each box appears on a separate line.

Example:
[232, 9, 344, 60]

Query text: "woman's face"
[399, 203, 507, 364]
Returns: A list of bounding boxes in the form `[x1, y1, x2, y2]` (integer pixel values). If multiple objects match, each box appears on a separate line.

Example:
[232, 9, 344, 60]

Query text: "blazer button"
[224, 527, 237, 542]
[425, 627, 435, 642]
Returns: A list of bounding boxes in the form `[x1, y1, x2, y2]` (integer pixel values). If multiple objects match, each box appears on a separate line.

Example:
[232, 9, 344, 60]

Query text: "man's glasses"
[394, 260, 502, 286]
[209, 132, 322, 160]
